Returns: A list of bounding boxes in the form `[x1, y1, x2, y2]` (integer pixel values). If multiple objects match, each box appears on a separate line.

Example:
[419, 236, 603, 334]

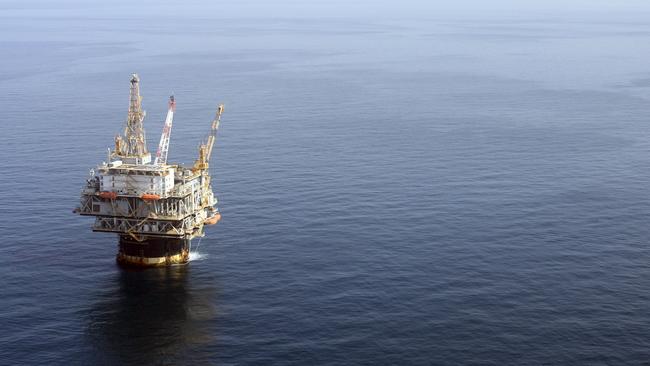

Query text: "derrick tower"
[114, 74, 151, 164]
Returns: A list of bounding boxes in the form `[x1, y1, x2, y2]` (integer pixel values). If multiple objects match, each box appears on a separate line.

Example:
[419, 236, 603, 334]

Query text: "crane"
[193, 104, 224, 171]
[154, 95, 175, 166]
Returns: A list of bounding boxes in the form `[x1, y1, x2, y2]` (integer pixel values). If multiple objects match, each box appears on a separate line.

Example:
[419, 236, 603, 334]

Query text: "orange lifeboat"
[205, 212, 221, 225]
[141, 193, 161, 201]
[99, 191, 117, 200]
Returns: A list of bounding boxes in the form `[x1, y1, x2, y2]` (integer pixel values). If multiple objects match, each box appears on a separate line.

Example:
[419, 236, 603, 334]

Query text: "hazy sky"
[4, 0, 650, 20]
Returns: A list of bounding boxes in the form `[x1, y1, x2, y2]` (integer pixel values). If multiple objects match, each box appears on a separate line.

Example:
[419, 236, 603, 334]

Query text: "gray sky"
[4, 0, 650, 19]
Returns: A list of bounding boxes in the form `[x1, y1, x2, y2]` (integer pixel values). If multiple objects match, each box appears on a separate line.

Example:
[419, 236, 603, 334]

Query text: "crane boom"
[154, 96, 175, 165]
[206, 104, 224, 162]
[193, 104, 224, 171]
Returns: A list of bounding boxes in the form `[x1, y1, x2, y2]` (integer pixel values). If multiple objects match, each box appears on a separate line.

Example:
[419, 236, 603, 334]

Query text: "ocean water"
[1, 6, 650, 366]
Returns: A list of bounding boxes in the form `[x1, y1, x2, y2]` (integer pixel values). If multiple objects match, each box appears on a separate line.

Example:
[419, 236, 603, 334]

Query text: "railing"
[92, 216, 193, 237]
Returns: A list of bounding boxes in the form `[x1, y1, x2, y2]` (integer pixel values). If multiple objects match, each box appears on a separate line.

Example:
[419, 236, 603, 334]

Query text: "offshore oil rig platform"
[74, 74, 224, 266]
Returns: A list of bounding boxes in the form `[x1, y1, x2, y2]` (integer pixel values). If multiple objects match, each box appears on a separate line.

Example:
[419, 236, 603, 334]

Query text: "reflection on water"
[85, 266, 218, 365]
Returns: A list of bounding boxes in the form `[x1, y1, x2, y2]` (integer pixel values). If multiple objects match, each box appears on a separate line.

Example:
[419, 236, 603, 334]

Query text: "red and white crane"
[154, 95, 175, 165]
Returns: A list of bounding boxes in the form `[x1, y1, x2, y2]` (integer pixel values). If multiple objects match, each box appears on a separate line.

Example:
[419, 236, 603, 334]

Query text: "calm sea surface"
[1, 7, 650, 365]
